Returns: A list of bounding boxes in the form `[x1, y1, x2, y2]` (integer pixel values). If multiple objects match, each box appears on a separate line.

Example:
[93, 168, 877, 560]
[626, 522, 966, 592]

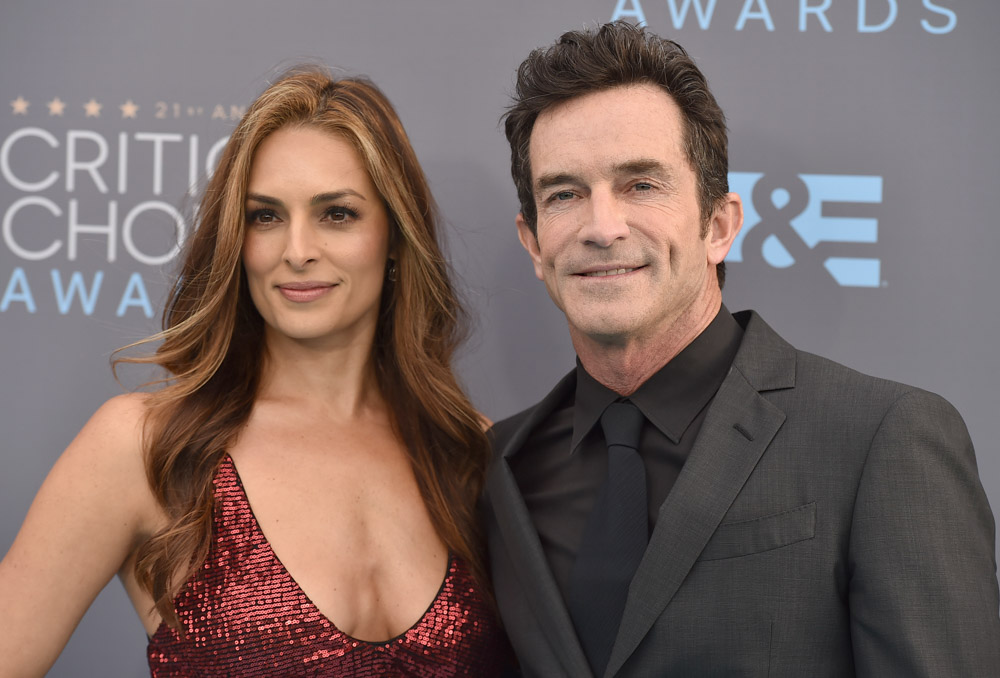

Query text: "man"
[485, 21, 1000, 678]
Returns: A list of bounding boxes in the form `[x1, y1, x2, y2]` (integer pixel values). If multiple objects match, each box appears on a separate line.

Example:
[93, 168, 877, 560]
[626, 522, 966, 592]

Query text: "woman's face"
[242, 125, 392, 349]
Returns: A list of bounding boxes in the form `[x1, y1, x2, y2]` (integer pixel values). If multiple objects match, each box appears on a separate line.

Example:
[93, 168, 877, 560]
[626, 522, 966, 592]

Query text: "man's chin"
[566, 317, 636, 348]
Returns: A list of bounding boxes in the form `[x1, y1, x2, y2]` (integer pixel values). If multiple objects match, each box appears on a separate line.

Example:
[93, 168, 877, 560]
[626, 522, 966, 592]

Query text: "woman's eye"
[247, 209, 277, 225]
[325, 206, 358, 222]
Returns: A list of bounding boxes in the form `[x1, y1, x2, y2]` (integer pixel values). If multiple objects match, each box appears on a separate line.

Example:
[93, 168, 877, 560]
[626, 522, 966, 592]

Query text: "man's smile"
[574, 265, 647, 278]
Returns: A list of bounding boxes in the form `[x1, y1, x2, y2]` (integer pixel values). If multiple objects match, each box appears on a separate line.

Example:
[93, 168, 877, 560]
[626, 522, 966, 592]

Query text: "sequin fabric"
[147, 456, 509, 677]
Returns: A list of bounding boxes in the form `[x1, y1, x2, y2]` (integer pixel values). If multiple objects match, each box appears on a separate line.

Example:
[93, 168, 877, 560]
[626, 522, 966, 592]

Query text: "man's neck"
[573, 299, 722, 396]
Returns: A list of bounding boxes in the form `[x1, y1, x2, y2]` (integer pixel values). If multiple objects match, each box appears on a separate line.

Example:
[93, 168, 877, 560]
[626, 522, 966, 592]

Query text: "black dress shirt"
[508, 307, 743, 604]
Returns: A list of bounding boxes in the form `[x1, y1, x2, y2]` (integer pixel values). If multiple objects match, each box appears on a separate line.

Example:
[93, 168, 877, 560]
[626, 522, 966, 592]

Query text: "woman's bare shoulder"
[75, 392, 151, 452]
[89, 391, 150, 432]
[59, 393, 156, 501]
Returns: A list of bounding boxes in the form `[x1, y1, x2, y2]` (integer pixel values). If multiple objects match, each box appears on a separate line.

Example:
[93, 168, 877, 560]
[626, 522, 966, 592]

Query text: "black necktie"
[568, 400, 648, 677]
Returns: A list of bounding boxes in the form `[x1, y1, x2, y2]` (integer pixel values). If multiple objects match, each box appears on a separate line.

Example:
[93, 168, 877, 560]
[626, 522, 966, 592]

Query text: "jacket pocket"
[697, 501, 816, 561]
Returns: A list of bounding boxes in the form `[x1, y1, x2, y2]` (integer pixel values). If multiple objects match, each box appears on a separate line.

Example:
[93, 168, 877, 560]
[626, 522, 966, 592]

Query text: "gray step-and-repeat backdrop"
[2, 1, 996, 674]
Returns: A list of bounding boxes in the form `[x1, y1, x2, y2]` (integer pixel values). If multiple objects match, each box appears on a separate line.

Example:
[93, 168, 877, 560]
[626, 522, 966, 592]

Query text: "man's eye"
[554, 191, 575, 201]
[633, 182, 652, 192]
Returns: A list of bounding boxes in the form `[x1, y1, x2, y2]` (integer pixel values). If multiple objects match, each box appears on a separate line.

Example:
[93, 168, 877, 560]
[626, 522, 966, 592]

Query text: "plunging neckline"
[150, 454, 452, 646]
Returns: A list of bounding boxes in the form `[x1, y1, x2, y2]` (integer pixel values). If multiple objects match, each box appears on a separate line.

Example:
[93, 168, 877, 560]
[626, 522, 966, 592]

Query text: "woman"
[0, 69, 509, 676]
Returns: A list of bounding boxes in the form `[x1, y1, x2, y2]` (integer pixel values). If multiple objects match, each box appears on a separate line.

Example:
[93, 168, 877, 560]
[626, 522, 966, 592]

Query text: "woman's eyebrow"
[310, 190, 366, 204]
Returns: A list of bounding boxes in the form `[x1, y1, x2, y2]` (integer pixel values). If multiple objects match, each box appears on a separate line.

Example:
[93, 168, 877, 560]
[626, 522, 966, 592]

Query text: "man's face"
[517, 83, 737, 349]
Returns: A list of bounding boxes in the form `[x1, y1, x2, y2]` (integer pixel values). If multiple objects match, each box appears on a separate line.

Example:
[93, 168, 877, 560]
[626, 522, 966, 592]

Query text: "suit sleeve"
[848, 389, 1000, 677]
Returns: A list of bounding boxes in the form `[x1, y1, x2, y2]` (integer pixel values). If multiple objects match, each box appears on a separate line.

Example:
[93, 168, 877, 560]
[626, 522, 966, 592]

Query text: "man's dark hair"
[503, 21, 730, 285]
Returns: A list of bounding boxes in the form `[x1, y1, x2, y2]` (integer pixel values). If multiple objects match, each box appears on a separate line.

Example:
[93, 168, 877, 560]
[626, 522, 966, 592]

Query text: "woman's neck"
[256, 329, 384, 421]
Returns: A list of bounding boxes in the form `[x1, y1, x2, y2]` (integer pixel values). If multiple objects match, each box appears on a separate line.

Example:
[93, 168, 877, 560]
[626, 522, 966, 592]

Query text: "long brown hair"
[118, 68, 490, 627]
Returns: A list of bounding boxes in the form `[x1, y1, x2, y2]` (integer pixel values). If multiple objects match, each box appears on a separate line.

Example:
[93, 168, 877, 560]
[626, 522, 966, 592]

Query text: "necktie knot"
[600, 400, 644, 451]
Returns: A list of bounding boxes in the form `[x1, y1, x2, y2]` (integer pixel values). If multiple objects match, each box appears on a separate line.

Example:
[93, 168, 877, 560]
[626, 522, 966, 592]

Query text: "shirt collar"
[570, 306, 743, 452]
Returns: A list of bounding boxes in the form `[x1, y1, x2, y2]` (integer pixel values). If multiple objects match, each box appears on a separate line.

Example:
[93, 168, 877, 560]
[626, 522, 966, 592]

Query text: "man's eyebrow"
[533, 173, 583, 195]
[612, 159, 673, 180]
[532, 160, 675, 196]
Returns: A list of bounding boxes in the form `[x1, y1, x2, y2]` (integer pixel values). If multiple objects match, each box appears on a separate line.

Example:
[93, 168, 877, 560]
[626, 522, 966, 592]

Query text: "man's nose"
[283, 219, 320, 269]
[578, 189, 629, 247]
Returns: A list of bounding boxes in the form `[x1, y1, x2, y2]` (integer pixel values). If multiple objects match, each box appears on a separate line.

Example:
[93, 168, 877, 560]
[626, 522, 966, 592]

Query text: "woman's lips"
[277, 283, 335, 302]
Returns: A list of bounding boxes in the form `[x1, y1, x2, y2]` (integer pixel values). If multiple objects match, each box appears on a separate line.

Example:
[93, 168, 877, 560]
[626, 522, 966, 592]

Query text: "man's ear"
[706, 192, 743, 266]
[516, 213, 545, 281]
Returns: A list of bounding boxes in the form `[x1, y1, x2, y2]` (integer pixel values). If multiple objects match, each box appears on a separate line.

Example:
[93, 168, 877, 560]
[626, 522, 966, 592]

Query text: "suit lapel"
[605, 312, 795, 677]
[487, 372, 594, 678]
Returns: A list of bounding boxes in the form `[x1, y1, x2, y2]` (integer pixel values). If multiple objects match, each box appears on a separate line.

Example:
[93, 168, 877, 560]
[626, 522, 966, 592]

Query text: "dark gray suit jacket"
[485, 311, 1000, 677]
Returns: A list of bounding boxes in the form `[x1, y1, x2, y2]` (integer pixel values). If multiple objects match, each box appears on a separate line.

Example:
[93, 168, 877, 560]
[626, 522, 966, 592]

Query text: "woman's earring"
[387, 259, 398, 283]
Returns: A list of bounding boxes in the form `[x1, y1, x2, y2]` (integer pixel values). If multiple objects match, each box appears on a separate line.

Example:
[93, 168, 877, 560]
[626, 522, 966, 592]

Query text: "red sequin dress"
[147, 455, 509, 677]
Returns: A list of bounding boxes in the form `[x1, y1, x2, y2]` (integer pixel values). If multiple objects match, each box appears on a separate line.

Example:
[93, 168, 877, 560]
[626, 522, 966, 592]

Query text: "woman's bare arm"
[0, 394, 157, 678]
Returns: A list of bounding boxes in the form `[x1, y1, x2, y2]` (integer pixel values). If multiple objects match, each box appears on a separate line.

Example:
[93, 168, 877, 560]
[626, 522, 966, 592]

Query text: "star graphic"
[11, 96, 29, 114]
[47, 97, 66, 116]
[120, 100, 139, 118]
[83, 98, 102, 117]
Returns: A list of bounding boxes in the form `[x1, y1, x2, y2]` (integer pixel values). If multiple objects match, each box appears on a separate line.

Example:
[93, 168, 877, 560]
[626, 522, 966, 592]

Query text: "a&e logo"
[727, 173, 883, 288]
